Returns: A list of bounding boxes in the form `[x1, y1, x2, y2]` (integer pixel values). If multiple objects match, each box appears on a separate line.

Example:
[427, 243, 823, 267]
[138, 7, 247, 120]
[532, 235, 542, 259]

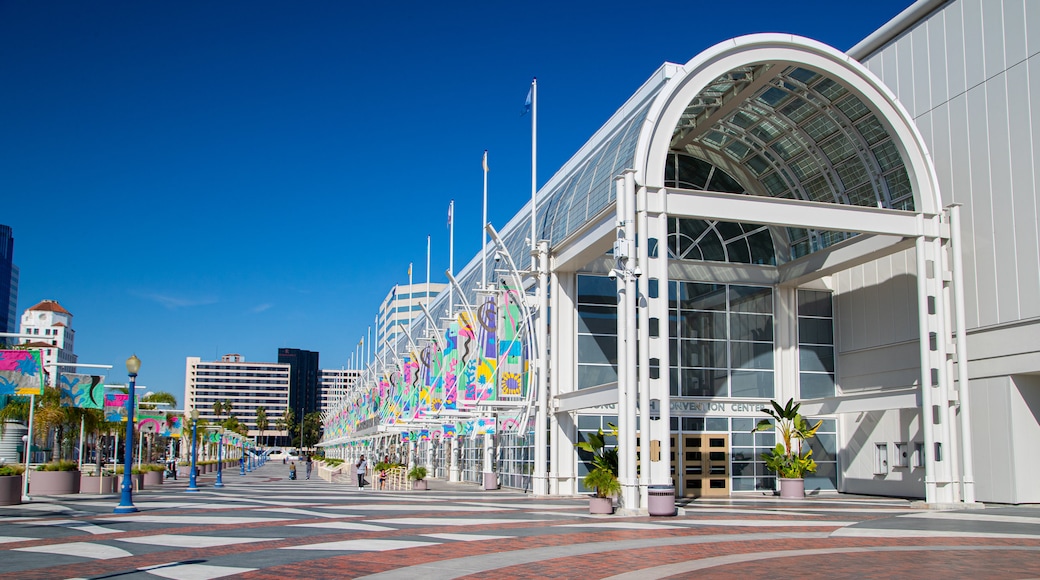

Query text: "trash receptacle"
[647, 484, 675, 516]
[483, 471, 498, 490]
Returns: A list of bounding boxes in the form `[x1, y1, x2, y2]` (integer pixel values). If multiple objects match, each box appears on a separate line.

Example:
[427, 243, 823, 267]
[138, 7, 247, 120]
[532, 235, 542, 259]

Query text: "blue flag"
[521, 86, 532, 116]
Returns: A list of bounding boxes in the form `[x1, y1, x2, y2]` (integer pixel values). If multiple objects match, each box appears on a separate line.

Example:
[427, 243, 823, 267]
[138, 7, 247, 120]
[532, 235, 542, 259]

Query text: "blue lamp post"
[240, 439, 246, 476]
[114, 355, 141, 514]
[214, 430, 225, 488]
[186, 409, 200, 492]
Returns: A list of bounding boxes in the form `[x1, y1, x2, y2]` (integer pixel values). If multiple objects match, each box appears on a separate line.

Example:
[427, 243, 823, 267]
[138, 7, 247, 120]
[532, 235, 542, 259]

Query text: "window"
[670, 282, 774, 398]
[577, 275, 617, 390]
[798, 290, 835, 399]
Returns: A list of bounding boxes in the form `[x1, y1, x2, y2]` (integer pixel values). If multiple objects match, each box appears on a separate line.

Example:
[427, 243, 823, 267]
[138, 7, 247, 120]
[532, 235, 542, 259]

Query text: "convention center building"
[320, 0, 1040, 508]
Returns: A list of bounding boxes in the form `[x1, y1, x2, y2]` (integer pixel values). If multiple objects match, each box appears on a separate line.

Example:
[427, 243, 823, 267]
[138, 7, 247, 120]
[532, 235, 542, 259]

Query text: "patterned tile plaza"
[0, 464, 1037, 579]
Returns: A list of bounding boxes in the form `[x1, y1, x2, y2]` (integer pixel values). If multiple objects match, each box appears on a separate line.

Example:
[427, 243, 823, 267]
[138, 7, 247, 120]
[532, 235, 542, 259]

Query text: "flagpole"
[482, 150, 488, 289]
[367, 326, 372, 369]
[426, 235, 431, 305]
[531, 77, 538, 265]
[448, 200, 455, 316]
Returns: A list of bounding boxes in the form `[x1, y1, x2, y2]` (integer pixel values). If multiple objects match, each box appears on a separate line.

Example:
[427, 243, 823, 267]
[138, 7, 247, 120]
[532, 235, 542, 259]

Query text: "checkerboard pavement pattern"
[1, 464, 1038, 579]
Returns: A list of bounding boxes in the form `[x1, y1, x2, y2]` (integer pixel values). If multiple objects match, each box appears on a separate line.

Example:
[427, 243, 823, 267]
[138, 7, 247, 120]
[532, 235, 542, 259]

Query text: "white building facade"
[375, 283, 447, 350]
[322, 0, 1039, 507]
[184, 354, 290, 443]
[19, 299, 77, 383]
[320, 368, 361, 416]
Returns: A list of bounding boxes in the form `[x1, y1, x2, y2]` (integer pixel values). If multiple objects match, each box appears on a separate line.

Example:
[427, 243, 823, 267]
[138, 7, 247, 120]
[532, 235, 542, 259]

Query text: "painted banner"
[104, 393, 131, 422]
[138, 410, 165, 434]
[161, 414, 183, 438]
[0, 349, 45, 397]
[59, 373, 105, 409]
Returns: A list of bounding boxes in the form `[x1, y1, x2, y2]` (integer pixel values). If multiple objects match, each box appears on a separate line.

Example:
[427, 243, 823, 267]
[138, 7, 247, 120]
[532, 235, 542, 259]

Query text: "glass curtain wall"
[577, 275, 618, 389]
[669, 282, 774, 398]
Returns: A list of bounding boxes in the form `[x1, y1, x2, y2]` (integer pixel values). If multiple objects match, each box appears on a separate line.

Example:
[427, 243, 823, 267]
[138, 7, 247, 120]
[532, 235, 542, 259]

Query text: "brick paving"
[0, 463, 1037, 579]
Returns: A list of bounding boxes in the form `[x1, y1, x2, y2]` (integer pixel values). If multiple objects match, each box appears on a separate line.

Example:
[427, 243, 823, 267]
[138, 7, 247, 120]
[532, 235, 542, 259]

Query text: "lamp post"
[186, 408, 200, 492]
[240, 439, 246, 476]
[214, 430, 225, 488]
[114, 355, 141, 514]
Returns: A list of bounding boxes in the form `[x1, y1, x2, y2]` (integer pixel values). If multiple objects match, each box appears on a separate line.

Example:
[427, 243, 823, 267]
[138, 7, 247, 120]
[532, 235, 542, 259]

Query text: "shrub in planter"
[142, 464, 164, 485]
[31, 461, 81, 495]
[408, 466, 428, 490]
[80, 471, 117, 494]
[0, 464, 25, 505]
[751, 398, 822, 499]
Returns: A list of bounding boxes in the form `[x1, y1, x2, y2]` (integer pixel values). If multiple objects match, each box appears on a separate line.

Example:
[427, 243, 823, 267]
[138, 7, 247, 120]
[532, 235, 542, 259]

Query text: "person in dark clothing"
[305, 455, 312, 480]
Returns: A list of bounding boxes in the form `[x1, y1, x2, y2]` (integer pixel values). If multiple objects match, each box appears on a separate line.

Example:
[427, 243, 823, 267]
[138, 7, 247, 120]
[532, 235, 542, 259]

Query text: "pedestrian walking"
[356, 455, 368, 490]
[305, 455, 312, 480]
[289, 462, 297, 480]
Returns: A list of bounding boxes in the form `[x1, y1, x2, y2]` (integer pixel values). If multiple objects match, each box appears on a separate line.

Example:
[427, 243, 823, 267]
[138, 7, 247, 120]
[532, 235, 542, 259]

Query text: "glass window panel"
[802, 113, 839, 141]
[803, 175, 834, 202]
[578, 334, 617, 365]
[780, 98, 814, 123]
[578, 365, 618, 389]
[885, 167, 913, 204]
[872, 140, 902, 172]
[800, 372, 835, 399]
[787, 67, 820, 85]
[856, 115, 888, 145]
[731, 418, 754, 432]
[681, 283, 727, 311]
[807, 433, 837, 462]
[670, 367, 679, 396]
[732, 341, 774, 370]
[835, 94, 869, 121]
[747, 229, 776, 265]
[680, 310, 727, 340]
[730, 370, 774, 398]
[755, 431, 775, 446]
[577, 415, 601, 429]
[845, 182, 877, 207]
[683, 417, 705, 431]
[836, 159, 869, 189]
[681, 339, 727, 368]
[578, 305, 618, 335]
[798, 317, 834, 345]
[725, 140, 751, 160]
[731, 432, 753, 447]
[821, 134, 856, 163]
[676, 155, 712, 189]
[706, 169, 745, 194]
[705, 418, 729, 432]
[813, 78, 847, 101]
[730, 286, 773, 313]
[730, 313, 773, 341]
[799, 345, 834, 373]
[750, 119, 781, 142]
[577, 275, 617, 304]
[745, 155, 770, 176]
[681, 368, 727, 397]
[758, 86, 790, 107]
[725, 238, 751, 264]
[731, 447, 755, 461]
[761, 172, 788, 195]
[799, 290, 834, 317]
[789, 154, 820, 180]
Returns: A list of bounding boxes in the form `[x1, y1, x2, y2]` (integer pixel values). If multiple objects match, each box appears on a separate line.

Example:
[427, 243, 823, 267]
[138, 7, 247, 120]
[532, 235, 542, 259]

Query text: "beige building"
[184, 354, 290, 443]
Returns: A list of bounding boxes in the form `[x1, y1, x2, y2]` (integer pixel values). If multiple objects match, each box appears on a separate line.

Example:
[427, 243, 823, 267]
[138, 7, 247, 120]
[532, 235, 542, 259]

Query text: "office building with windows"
[320, 368, 361, 416]
[322, 0, 1040, 508]
[375, 283, 447, 349]
[184, 354, 290, 442]
[0, 225, 17, 335]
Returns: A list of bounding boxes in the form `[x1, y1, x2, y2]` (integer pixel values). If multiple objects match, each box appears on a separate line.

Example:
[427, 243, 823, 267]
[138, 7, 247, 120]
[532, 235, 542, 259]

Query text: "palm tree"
[283, 408, 295, 448]
[256, 406, 268, 447]
[212, 400, 223, 419]
[140, 391, 177, 410]
[223, 399, 233, 419]
[274, 413, 285, 448]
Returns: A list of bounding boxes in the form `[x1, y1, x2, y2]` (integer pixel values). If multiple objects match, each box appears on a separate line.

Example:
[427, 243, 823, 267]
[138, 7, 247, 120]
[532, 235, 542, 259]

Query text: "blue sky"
[1, 0, 913, 407]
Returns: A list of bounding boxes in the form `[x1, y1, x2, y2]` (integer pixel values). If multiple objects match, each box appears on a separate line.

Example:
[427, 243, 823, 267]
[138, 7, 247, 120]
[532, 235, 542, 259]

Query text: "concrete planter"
[30, 470, 81, 495]
[80, 475, 117, 494]
[0, 475, 23, 505]
[589, 496, 614, 514]
[143, 470, 163, 486]
[779, 477, 804, 499]
[412, 479, 428, 490]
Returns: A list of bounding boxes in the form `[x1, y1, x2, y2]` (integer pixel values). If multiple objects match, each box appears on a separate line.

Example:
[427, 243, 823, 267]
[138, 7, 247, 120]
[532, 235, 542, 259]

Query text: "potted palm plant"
[576, 425, 620, 514]
[31, 460, 81, 495]
[752, 398, 823, 499]
[408, 465, 428, 490]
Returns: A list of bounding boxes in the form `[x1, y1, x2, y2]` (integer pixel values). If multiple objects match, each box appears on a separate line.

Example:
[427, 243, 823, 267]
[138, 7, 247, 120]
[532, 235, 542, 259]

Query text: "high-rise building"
[375, 282, 446, 350]
[320, 368, 361, 416]
[19, 299, 76, 383]
[0, 225, 17, 335]
[184, 354, 290, 444]
[278, 348, 321, 440]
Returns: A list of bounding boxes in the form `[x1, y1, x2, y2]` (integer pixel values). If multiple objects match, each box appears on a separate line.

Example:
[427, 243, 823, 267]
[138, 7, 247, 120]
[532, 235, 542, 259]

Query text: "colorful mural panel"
[0, 350, 45, 397]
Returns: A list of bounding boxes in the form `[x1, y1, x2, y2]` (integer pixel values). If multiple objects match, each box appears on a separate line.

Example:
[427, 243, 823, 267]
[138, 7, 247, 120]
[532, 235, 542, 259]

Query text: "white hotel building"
[184, 354, 290, 442]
